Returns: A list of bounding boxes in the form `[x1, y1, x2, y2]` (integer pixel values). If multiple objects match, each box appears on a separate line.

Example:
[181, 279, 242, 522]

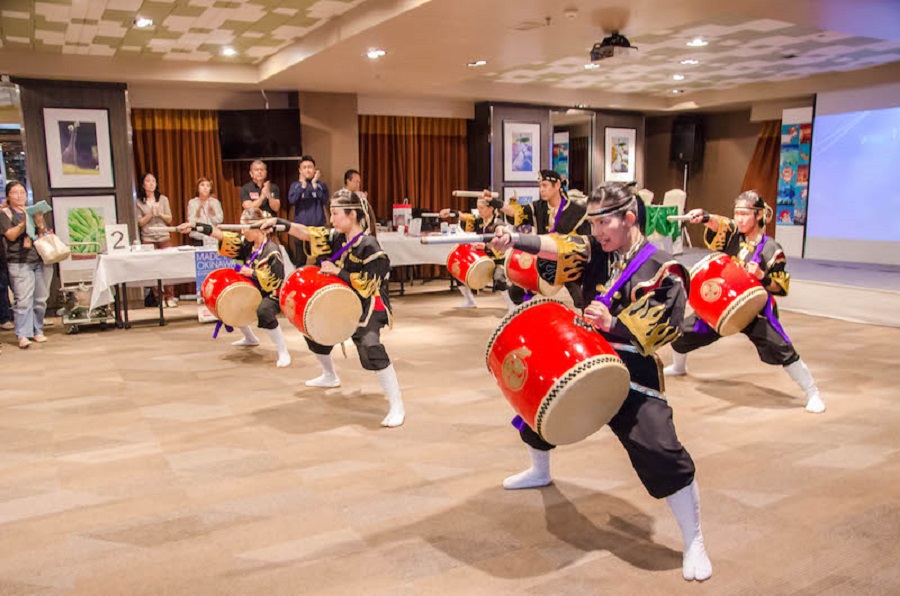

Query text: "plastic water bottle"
[440, 222, 449, 234]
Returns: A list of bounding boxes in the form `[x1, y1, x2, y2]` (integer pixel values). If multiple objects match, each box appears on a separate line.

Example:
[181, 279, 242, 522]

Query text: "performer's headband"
[538, 169, 561, 184]
[587, 195, 637, 218]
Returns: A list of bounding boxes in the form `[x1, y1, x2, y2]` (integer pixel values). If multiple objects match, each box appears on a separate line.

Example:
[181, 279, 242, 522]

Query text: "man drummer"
[491, 181, 712, 582]
[499, 169, 590, 309]
[663, 191, 825, 413]
[264, 190, 405, 427]
[178, 209, 292, 368]
[438, 191, 514, 310]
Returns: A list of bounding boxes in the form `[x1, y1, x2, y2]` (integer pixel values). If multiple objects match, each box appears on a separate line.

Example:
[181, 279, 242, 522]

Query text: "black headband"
[587, 195, 636, 217]
[538, 169, 561, 183]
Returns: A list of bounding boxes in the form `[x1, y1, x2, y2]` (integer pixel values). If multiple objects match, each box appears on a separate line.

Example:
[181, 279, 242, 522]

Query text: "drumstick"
[219, 223, 287, 231]
[146, 226, 180, 233]
[420, 212, 442, 217]
[420, 233, 518, 245]
[666, 214, 694, 222]
[452, 190, 500, 198]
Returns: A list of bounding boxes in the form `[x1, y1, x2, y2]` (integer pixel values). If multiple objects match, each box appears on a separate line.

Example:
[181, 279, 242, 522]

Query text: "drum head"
[216, 284, 262, 328]
[466, 257, 496, 291]
[537, 355, 631, 445]
[717, 286, 768, 336]
[304, 285, 363, 346]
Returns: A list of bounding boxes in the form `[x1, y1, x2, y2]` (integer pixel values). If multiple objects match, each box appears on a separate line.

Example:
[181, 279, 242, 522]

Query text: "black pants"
[256, 296, 280, 330]
[508, 280, 584, 310]
[305, 310, 391, 371]
[492, 262, 508, 292]
[672, 312, 800, 366]
[517, 349, 695, 499]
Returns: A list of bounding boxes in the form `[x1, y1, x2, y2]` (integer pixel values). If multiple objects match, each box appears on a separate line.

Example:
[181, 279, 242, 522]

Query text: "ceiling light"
[672, 74, 685, 81]
[467, 60, 487, 67]
[134, 16, 153, 28]
[584, 63, 600, 70]
[680, 59, 699, 65]
[367, 49, 386, 60]
[574, 104, 589, 109]
[222, 47, 237, 57]
[671, 89, 684, 94]
[686, 37, 708, 47]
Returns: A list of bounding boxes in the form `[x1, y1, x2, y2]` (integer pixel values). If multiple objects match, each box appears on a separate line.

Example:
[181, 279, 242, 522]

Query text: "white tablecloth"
[379, 232, 456, 266]
[89, 247, 214, 310]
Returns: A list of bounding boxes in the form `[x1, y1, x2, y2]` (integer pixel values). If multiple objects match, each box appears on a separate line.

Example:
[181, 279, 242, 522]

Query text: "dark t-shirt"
[0, 208, 41, 265]
[240, 181, 281, 217]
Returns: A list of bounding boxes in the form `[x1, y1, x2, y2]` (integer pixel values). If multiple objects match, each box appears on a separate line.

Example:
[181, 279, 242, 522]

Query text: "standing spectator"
[343, 169, 367, 200]
[0, 196, 14, 332]
[186, 177, 224, 247]
[134, 172, 177, 308]
[0, 180, 53, 349]
[241, 160, 281, 217]
[287, 155, 328, 264]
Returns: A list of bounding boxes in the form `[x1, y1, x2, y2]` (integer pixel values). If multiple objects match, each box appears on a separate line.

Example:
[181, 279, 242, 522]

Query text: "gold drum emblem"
[517, 253, 534, 268]
[699, 278, 724, 302]
[501, 347, 532, 391]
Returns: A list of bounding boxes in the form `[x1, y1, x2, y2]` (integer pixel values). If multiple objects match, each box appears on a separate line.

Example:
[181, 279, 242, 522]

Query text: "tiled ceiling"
[489, 17, 900, 97]
[0, 0, 366, 63]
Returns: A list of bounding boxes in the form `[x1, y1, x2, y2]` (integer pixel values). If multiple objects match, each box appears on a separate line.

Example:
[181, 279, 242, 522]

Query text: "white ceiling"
[2, 0, 900, 112]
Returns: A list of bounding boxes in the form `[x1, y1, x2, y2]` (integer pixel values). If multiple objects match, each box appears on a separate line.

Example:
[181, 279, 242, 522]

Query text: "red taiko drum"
[486, 298, 630, 445]
[447, 244, 495, 290]
[689, 252, 768, 336]
[280, 266, 362, 345]
[201, 268, 262, 328]
[504, 249, 561, 297]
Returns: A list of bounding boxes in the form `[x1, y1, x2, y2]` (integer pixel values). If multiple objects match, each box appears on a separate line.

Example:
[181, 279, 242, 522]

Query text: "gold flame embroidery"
[617, 292, 681, 356]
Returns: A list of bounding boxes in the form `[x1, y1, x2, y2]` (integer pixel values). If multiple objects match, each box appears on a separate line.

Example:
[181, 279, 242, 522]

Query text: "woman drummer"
[663, 191, 825, 414]
[266, 190, 405, 428]
[178, 208, 292, 368]
[491, 181, 712, 582]
[438, 191, 515, 310]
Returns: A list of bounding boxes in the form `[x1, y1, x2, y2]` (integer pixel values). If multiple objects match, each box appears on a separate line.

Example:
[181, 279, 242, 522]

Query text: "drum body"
[447, 244, 495, 290]
[504, 249, 561, 296]
[486, 298, 631, 445]
[689, 252, 768, 336]
[201, 268, 262, 328]
[280, 266, 363, 345]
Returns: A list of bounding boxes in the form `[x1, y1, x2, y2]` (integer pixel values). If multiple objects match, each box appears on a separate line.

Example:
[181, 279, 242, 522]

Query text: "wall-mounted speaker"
[670, 116, 704, 164]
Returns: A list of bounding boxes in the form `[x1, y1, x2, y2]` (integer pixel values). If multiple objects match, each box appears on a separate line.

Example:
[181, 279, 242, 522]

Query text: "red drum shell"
[280, 266, 363, 345]
[486, 298, 631, 445]
[447, 244, 496, 290]
[504, 249, 561, 297]
[688, 252, 768, 336]
[200, 268, 261, 328]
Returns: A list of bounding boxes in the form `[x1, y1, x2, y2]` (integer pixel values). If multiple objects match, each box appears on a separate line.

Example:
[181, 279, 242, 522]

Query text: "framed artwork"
[504, 186, 539, 206]
[604, 127, 636, 183]
[503, 121, 541, 182]
[43, 108, 115, 189]
[51, 194, 118, 284]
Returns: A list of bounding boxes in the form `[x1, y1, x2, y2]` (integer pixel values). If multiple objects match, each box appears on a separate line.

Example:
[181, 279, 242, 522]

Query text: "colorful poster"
[777, 118, 812, 226]
[552, 131, 569, 183]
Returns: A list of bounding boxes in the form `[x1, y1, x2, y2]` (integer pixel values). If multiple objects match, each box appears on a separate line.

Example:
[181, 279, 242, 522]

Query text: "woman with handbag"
[0, 181, 54, 349]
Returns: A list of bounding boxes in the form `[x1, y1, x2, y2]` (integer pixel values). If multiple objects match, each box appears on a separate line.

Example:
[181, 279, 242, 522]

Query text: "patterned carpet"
[0, 288, 898, 595]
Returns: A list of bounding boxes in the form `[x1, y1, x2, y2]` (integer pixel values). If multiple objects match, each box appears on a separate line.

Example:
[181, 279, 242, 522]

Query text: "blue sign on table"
[194, 250, 238, 289]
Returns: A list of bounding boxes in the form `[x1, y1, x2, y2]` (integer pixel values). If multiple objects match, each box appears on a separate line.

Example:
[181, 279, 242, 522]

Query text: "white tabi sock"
[666, 479, 712, 581]
[500, 290, 516, 312]
[375, 364, 405, 427]
[306, 354, 340, 387]
[785, 359, 825, 413]
[503, 445, 552, 490]
[457, 285, 477, 308]
[663, 351, 688, 376]
[265, 325, 292, 368]
[232, 326, 260, 347]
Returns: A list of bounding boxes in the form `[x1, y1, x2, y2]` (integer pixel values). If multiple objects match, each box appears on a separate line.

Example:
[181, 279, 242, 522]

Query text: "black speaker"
[670, 117, 704, 164]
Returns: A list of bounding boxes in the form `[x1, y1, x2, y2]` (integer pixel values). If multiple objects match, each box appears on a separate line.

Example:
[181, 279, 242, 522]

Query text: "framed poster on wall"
[51, 194, 118, 284]
[604, 127, 636, 183]
[503, 186, 539, 207]
[503, 121, 541, 182]
[43, 108, 115, 189]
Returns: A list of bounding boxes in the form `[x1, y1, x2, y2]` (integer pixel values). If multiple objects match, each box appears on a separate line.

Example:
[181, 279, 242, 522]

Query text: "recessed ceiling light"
[575, 104, 589, 108]
[680, 59, 699, 65]
[584, 63, 599, 70]
[367, 48, 387, 60]
[134, 16, 153, 28]
[687, 37, 708, 47]
[467, 60, 487, 67]
[671, 89, 684, 94]
[222, 47, 237, 57]
[672, 74, 685, 81]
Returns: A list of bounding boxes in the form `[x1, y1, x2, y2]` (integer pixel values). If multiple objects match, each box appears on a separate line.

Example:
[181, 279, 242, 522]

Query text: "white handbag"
[34, 232, 71, 264]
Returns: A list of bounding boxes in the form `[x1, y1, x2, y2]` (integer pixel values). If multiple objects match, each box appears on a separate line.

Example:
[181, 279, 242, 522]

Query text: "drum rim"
[302, 283, 362, 344]
[216, 282, 262, 327]
[716, 285, 768, 335]
[689, 250, 728, 278]
[485, 296, 562, 369]
[535, 353, 630, 444]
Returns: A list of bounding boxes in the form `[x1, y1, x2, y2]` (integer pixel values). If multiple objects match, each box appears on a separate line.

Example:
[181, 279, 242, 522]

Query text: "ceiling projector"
[590, 32, 638, 61]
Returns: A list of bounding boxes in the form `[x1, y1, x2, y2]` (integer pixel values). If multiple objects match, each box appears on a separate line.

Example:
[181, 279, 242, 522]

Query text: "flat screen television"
[218, 109, 301, 160]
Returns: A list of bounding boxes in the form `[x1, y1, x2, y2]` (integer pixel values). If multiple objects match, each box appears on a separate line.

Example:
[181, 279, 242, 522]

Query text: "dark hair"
[734, 190, 770, 228]
[138, 172, 160, 203]
[587, 182, 638, 216]
[299, 155, 316, 167]
[330, 190, 376, 238]
[4, 179, 25, 196]
[196, 176, 213, 195]
[343, 169, 360, 184]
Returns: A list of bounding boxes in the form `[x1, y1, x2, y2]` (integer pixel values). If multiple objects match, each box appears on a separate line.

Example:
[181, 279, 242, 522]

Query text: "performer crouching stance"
[266, 191, 405, 427]
[179, 209, 291, 367]
[664, 191, 825, 414]
[492, 182, 712, 582]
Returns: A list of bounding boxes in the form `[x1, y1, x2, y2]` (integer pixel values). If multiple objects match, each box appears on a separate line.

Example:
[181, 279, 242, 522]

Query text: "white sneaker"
[0, 321, 14, 331]
[305, 374, 341, 388]
[231, 337, 260, 347]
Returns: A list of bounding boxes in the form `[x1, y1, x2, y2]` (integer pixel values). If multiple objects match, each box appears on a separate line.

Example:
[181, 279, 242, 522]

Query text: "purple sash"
[550, 197, 566, 233]
[596, 243, 658, 306]
[328, 231, 365, 263]
[748, 235, 791, 343]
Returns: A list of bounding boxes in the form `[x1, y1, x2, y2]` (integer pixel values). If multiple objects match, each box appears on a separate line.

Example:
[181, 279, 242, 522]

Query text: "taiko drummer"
[492, 181, 712, 582]
[664, 191, 825, 414]
[264, 190, 405, 427]
[179, 208, 292, 367]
